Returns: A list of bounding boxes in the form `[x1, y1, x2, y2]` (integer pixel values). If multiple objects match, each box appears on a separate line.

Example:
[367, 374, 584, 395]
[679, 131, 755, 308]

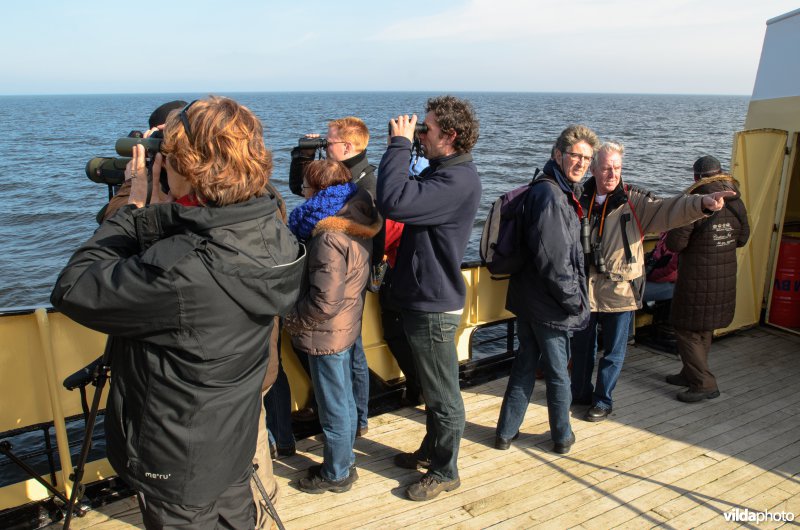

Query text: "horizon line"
[0, 89, 751, 98]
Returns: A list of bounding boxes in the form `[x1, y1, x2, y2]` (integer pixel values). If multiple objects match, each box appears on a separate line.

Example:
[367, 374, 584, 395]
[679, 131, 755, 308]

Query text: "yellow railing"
[0, 265, 515, 511]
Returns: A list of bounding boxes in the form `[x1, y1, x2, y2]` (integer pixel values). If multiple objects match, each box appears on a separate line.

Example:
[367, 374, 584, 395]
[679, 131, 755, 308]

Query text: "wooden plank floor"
[55, 327, 800, 529]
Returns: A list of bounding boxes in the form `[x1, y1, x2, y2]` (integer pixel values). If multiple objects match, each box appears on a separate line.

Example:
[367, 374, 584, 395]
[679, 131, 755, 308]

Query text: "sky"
[1, 0, 797, 96]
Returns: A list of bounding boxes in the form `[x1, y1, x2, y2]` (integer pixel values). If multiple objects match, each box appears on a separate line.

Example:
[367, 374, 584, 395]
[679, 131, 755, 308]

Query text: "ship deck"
[53, 326, 800, 529]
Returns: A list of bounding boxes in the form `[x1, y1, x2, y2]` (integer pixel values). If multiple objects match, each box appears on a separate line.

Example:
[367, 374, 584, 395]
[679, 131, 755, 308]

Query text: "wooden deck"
[55, 326, 800, 529]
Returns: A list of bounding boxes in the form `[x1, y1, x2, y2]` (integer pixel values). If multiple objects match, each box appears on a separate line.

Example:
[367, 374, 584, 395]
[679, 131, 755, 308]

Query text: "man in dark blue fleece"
[377, 95, 481, 501]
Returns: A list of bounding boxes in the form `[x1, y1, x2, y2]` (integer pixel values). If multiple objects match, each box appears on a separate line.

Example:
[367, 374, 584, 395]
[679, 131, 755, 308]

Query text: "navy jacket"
[506, 159, 589, 331]
[377, 137, 481, 312]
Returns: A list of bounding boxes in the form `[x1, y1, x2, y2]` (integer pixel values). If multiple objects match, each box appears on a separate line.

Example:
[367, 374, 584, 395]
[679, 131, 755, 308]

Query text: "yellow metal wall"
[1, 264, 517, 512]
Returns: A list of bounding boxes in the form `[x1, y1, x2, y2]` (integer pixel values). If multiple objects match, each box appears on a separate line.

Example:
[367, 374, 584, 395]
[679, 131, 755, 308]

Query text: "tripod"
[61, 341, 112, 530]
[252, 464, 286, 530]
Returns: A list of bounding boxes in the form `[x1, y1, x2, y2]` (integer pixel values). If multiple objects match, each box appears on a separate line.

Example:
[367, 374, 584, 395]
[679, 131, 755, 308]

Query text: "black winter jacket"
[377, 137, 482, 313]
[667, 175, 749, 331]
[51, 193, 305, 504]
[506, 160, 589, 331]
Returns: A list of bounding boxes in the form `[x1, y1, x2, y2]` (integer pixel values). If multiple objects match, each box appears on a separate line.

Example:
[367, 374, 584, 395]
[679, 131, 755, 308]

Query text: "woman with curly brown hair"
[51, 96, 304, 529]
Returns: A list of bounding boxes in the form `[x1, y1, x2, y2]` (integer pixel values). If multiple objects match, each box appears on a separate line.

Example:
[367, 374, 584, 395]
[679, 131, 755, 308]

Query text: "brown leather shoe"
[406, 474, 461, 501]
[298, 468, 357, 494]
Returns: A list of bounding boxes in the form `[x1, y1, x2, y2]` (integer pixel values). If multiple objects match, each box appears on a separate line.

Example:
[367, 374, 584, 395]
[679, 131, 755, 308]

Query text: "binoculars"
[387, 122, 428, 137]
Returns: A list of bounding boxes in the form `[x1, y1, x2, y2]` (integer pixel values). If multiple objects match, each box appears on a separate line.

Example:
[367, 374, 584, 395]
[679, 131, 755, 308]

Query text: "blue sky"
[1, 0, 797, 96]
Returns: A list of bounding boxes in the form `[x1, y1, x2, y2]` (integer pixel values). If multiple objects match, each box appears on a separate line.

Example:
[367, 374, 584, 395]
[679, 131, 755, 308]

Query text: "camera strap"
[620, 213, 634, 263]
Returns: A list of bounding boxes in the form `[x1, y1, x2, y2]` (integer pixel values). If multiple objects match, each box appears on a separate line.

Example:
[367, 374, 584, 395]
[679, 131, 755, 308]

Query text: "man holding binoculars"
[377, 95, 481, 502]
[289, 117, 376, 197]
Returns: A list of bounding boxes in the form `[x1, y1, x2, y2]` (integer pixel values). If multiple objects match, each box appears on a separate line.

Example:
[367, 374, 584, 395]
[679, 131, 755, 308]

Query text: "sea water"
[0, 92, 747, 309]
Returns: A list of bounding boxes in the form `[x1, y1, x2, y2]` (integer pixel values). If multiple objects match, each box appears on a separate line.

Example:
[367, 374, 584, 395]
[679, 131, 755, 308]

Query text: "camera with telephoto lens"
[84, 130, 144, 185]
[114, 130, 169, 193]
[386, 122, 428, 137]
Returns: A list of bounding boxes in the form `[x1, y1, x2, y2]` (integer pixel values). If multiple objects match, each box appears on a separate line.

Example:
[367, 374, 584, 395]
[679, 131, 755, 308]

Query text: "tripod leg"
[63, 343, 112, 530]
[252, 464, 286, 530]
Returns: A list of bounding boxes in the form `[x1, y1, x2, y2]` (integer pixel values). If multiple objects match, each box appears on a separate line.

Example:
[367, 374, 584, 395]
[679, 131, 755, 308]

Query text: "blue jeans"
[264, 356, 295, 450]
[307, 345, 357, 481]
[352, 335, 369, 429]
[401, 310, 464, 481]
[497, 319, 573, 444]
[571, 310, 633, 410]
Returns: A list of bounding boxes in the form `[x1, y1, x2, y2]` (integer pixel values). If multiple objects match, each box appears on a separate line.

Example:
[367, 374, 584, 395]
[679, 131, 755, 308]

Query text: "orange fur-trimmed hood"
[311, 187, 382, 240]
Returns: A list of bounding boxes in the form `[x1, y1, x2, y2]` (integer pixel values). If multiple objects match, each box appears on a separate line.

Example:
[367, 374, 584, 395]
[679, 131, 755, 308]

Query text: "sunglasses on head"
[179, 100, 199, 143]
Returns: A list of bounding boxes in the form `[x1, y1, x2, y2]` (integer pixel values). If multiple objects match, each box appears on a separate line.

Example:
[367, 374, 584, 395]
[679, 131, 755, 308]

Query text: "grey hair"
[554, 125, 600, 155]
[592, 141, 625, 168]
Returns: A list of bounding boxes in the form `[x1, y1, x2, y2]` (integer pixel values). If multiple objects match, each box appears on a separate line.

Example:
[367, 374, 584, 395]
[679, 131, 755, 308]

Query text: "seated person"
[643, 231, 678, 305]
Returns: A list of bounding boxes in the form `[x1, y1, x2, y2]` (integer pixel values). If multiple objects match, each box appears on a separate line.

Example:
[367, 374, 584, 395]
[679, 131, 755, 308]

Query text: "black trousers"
[136, 466, 255, 530]
[675, 328, 717, 392]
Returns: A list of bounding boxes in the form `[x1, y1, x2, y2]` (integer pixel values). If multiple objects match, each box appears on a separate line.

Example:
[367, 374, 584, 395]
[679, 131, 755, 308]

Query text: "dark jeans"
[381, 305, 422, 403]
[264, 356, 295, 450]
[571, 310, 633, 410]
[497, 318, 573, 444]
[401, 309, 464, 481]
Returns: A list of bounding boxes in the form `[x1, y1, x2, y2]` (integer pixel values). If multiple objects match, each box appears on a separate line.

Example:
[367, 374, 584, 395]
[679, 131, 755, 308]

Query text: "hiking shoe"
[406, 474, 461, 501]
[394, 452, 431, 470]
[665, 373, 690, 387]
[298, 468, 356, 494]
[306, 464, 358, 481]
[677, 389, 720, 403]
[552, 432, 576, 455]
[494, 432, 520, 450]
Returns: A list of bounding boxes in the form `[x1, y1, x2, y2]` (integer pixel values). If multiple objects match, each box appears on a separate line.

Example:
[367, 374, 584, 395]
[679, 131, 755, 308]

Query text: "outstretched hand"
[701, 190, 736, 211]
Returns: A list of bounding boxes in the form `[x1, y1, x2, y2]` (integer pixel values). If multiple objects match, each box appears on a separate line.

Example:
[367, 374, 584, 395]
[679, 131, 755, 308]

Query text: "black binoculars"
[297, 137, 328, 150]
[387, 122, 428, 137]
